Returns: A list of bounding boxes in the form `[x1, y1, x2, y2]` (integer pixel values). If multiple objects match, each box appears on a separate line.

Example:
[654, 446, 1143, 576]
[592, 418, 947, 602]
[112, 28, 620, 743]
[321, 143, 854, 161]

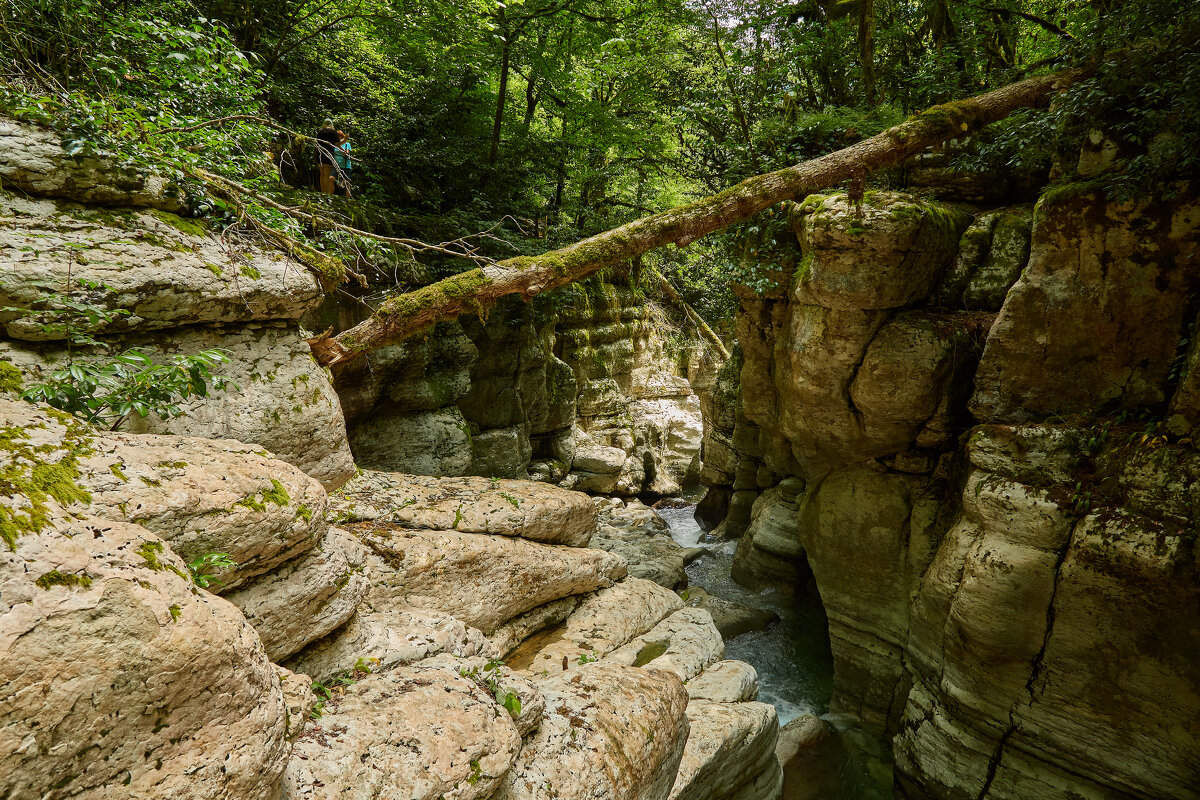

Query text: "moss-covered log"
[309, 67, 1086, 368]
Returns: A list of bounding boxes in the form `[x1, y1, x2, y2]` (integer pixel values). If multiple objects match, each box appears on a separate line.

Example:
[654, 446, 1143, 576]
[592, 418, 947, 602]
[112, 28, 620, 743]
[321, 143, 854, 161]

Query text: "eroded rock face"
[349, 406, 473, 476]
[278, 659, 523, 800]
[686, 660, 760, 703]
[0, 194, 321, 340]
[669, 701, 781, 800]
[971, 189, 1200, 423]
[1, 511, 291, 800]
[605, 607, 724, 684]
[331, 470, 597, 546]
[224, 527, 370, 662]
[893, 428, 1200, 800]
[492, 663, 691, 800]
[353, 522, 627, 634]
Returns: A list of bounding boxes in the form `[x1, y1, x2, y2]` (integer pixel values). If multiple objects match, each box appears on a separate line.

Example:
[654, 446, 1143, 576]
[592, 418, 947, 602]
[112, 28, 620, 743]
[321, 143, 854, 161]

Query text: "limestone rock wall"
[705, 184, 1200, 799]
[322, 278, 709, 496]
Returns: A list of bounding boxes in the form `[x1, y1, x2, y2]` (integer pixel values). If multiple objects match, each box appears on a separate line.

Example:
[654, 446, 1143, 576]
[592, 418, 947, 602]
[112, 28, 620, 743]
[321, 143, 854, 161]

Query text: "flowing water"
[658, 504, 893, 800]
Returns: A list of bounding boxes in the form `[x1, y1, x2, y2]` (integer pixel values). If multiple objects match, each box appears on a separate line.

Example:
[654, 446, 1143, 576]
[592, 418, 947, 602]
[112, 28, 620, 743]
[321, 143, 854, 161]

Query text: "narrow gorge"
[1, 2, 1198, 797]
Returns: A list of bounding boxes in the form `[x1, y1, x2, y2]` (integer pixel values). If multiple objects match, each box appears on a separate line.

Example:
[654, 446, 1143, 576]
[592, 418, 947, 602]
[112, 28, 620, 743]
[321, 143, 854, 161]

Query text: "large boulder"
[277, 659, 523, 800]
[791, 192, 969, 311]
[669, 701, 781, 800]
[1, 511, 291, 800]
[0, 194, 322, 340]
[284, 603, 491, 683]
[1, 322, 357, 490]
[331, 470, 597, 546]
[510, 578, 683, 675]
[353, 522, 627, 634]
[224, 527, 370, 662]
[4, 397, 327, 591]
[605, 607, 724, 683]
[492, 663, 690, 800]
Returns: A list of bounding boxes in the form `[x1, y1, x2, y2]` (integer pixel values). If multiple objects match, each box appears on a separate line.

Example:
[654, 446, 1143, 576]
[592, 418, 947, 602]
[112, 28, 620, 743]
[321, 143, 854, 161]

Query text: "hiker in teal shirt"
[334, 130, 353, 198]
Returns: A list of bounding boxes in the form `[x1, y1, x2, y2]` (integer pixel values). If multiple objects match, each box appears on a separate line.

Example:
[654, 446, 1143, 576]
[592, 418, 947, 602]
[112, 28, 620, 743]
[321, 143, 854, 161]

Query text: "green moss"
[204, 263, 223, 277]
[297, 504, 313, 521]
[0, 416, 94, 551]
[155, 461, 188, 469]
[140, 476, 162, 487]
[150, 209, 209, 238]
[137, 540, 168, 571]
[793, 250, 816, 283]
[633, 640, 669, 667]
[169, 604, 182, 622]
[109, 463, 129, 482]
[262, 479, 290, 506]
[0, 361, 23, 393]
[240, 265, 262, 280]
[35, 569, 93, 590]
[901, 99, 981, 139]
[237, 479, 291, 513]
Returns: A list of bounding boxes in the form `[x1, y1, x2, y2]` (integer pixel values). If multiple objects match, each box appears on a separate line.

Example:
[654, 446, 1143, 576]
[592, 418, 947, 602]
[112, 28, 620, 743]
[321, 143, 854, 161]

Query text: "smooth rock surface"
[669, 701, 781, 800]
[354, 522, 627, 634]
[605, 607, 724, 683]
[331, 470, 597, 546]
[686, 659, 761, 703]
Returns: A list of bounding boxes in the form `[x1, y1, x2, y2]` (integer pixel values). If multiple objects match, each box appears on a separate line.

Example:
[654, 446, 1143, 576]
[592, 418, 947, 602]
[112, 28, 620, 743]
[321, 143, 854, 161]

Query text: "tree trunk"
[858, 0, 878, 107]
[309, 68, 1086, 368]
[487, 31, 512, 167]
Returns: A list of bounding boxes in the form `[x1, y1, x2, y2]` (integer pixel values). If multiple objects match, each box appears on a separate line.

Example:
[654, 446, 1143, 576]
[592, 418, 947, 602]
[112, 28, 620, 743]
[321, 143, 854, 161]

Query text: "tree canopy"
[2, 0, 1197, 329]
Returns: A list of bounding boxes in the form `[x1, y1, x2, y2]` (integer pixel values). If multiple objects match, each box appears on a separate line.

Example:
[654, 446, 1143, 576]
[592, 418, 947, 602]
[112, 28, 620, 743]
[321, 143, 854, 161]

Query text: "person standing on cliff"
[315, 118, 340, 193]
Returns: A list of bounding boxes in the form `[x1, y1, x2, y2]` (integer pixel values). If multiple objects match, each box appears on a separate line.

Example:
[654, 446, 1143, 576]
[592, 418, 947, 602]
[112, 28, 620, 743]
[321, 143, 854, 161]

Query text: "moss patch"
[150, 209, 209, 238]
[136, 540, 188, 580]
[236, 478, 291, 512]
[109, 463, 129, 482]
[35, 569, 93, 590]
[0, 361, 23, 393]
[0, 413, 94, 551]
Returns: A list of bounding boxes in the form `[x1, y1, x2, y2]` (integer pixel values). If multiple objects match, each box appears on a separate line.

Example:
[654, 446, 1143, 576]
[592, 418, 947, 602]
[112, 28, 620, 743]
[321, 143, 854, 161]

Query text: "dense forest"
[2, 0, 1197, 323]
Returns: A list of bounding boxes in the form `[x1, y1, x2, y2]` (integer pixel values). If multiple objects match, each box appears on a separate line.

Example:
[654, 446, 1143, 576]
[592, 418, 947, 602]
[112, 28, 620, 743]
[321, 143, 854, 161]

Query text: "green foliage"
[459, 658, 523, 719]
[22, 348, 235, 431]
[186, 552, 238, 589]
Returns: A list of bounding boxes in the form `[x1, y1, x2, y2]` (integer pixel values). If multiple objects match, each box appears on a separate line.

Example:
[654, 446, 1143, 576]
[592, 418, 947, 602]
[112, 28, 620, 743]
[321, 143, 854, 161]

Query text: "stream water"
[658, 504, 893, 799]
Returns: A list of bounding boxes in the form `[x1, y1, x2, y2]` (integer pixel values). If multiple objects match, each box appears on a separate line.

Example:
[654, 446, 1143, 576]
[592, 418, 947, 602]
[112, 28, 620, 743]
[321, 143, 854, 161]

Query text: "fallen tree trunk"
[309, 67, 1086, 368]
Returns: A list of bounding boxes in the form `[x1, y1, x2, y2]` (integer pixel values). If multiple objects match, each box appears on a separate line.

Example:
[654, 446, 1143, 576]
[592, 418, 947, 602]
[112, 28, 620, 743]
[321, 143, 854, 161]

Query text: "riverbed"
[658, 504, 893, 799]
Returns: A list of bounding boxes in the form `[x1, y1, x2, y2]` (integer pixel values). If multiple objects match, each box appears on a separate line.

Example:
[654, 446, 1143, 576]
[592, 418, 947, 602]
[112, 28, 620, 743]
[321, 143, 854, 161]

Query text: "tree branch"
[308, 67, 1088, 368]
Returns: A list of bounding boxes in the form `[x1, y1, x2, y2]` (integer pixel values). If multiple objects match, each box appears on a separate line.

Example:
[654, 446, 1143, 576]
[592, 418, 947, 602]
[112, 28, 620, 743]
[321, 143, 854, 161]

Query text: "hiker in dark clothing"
[315, 118, 340, 193]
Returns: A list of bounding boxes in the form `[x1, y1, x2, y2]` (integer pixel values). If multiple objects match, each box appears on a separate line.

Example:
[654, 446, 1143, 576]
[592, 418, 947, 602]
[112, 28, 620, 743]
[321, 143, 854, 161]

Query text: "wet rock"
[731, 478, 808, 590]
[487, 596, 583, 659]
[682, 586, 779, 641]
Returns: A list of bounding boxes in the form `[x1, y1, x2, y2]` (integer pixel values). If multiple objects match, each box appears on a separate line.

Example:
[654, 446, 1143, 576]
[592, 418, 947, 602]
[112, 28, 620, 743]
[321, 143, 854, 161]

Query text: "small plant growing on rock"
[460, 659, 523, 718]
[186, 552, 238, 589]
